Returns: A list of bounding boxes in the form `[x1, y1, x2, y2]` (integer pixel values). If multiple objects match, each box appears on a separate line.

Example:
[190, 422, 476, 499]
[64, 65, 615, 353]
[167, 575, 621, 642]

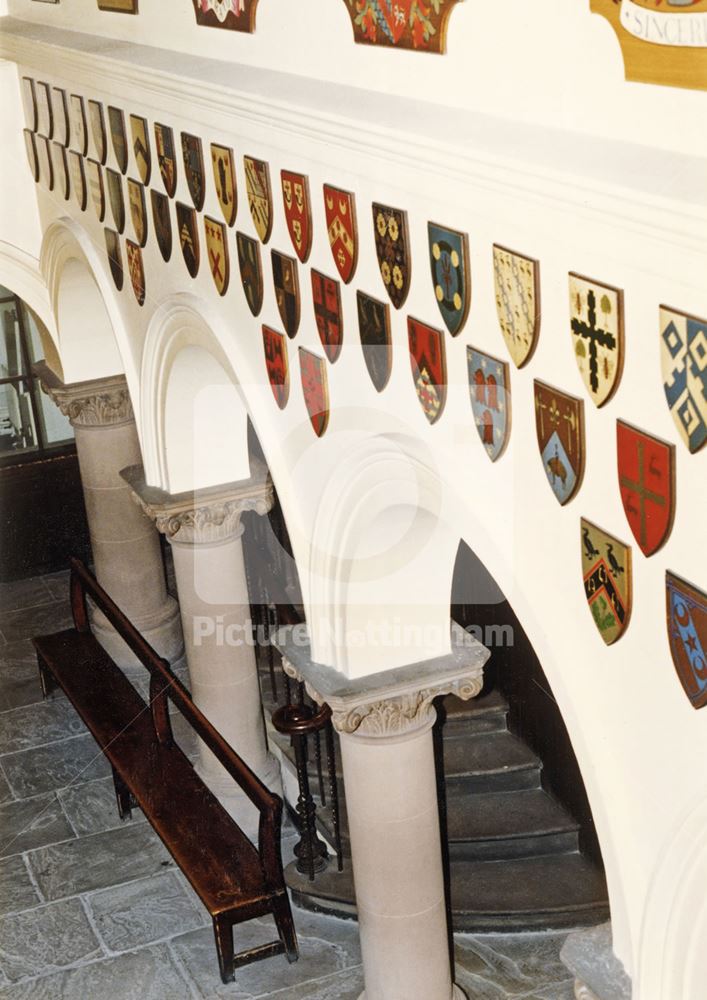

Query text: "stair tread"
[443, 730, 541, 778]
[444, 787, 578, 842]
[450, 853, 607, 915]
[443, 688, 508, 719]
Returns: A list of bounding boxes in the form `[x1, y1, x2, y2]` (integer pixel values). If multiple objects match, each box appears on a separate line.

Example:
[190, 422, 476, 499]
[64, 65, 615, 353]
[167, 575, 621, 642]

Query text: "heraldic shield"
[323, 184, 357, 284]
[581, 519, 632, 646]
[106, 168, 125, 234]
[237, 232, 263, 316]
[126, 239, 145, 307]
[299, 348, 329, 437]
[282, 170, 312, 263]
[262, 326, 290, 410]
[177, 202, 200, 279]
[245, 156, 273, 243]
[493, 244, 540, 368]
[205, 217, 230, 296]
[128, 179, 147, 248]
[108, 106, 128, 174]
[428, 222, 470, 337]
[312, 270, 343, 363]
[466, 347, 510, 462]
[617, 420, 675, 557]
[130, 115, 151, 185]
[660, 305, 707, 455]
[408, 317, 446, 424]
[104, 228, 123, 292]
[374, 203, 411, 310]
[272, 250, 300, 338]
[211, 144, 237, 227]
[181, 133, 205, 212]
[88, 100, 106, 164]
[666, 571, 707, 710]
[569, 273, 624, 408]
[534, 380, 585, 506]
[151, 190, 172, 263]
[155, 123, 177, 198]
[357, 291, 391, 393]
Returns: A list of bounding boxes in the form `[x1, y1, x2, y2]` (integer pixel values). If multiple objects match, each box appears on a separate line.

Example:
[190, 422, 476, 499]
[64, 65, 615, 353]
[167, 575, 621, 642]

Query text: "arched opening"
[55, 258, 123, 383]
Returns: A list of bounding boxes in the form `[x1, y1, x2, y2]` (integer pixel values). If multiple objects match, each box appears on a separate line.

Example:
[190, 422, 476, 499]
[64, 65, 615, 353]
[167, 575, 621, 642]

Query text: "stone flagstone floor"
[0, 569, 577, 999]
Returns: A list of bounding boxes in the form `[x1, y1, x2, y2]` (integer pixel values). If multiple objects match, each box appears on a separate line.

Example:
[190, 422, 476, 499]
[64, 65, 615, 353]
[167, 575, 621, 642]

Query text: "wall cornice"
[1, 17, 706, 262]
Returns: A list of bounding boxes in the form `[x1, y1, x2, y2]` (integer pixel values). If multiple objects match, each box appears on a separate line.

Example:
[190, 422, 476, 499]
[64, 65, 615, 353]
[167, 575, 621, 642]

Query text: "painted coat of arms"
[155, 123, 177, 198]
[36, 83, 53, 139]
[244, 156, 273, 243]
[281, 171, 312, 264]
[534, 380, 585, 506]
[581, 519, 632, 646]
[130, 115, 151, 185]
[357, 291, 391, 393]
[428, 222, 470, 337]
[262, 326, 290, 410]
[126, 239, 145, 307]
[408, 317, 446, 424]
[128, 179, 147, 248]
[181, 133, 205, 212]
[87, 159, 105, 222]
[53, 89, 69, 149]
[106, 169, 125, 233]
[69, 151, 87, 211]
[617, 420, 675, 557]
[211, 144, 237, 227]
[467, 347, 511, 462]
[205, 217, 230, 296]
[24, 131, 38, 183]
[237, 232, 263, 316]
[192, 0, 259, 32]
[151, 190, 172, 263]
[343, 0, 463, 53]
[104, 228, 123, 292]
[323, 185, 357, 284]
[70, 95, 87, 156]
[22, 78, 37, 133]
[299, 348, 330, 437]
[177, 202, 200, 279]
[569, 273, 624, 407]
[272, 250, 300, 338]
[312, 270, 343, 363]
[374, 203, 410, 310]
[37, 138, 53, 191]
[666, 571, 707, 709]
[88, 100, 106, 164]
[660, 305, 707, 454]
[493, 244, 540, 368]
[108, 107, 128, 174]
[54, 144, 70, 200]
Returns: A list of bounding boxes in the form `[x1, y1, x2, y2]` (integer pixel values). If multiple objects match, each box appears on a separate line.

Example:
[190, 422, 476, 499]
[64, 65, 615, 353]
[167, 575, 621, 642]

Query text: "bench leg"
[271, 892, 299, 964]
[37, 655, 56, 699]
[213, 914, 235, 984]
[111, 767, 134, 821]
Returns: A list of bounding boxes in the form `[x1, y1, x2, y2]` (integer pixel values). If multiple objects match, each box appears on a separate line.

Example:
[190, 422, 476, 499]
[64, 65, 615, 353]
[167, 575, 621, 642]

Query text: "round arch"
[39, 218, 131, 387]
[0, 240, 61, 373]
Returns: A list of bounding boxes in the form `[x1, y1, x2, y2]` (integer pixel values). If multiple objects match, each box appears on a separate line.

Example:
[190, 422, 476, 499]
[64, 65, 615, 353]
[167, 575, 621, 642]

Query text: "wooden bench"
[33, 557, 298, 984]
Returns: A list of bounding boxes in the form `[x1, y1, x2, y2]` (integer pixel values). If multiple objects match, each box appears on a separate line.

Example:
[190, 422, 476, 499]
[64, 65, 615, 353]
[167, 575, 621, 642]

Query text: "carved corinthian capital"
[121, 461, 274, 546]
[279, 625, 488, 741]
[34, 362, 134, 428]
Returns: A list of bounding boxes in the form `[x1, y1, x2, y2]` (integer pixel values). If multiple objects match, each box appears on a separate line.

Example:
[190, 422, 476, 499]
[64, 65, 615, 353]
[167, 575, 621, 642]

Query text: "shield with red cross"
[205, 217, 230, 296]
[617, 420, 675, 557]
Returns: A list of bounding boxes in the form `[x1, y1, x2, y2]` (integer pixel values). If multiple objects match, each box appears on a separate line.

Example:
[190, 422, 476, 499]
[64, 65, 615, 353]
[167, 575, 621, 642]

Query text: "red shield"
[299, 348, 329, 437]
[617, 420, 675, 557]
[408, 317, 447, 424]
[262, 326, 289, 410]
[311, 270, 343, 363]
[281, 170, 312, 263]
[323, 184, 357, 284]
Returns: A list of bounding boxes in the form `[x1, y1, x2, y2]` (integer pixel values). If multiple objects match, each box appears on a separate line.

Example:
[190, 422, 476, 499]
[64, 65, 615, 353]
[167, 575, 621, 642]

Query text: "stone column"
[278, 626, 489, 1000]
[36, 363, 183, 668]
[123, 462, 281, 841]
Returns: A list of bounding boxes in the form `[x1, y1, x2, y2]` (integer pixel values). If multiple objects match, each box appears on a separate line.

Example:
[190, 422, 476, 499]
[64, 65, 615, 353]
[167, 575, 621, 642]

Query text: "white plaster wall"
[0, 6, 705, 994]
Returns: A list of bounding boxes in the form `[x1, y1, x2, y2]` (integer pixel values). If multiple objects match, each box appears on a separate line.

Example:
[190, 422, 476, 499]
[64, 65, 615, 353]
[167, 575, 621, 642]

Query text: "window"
[0, 286, 74, 463]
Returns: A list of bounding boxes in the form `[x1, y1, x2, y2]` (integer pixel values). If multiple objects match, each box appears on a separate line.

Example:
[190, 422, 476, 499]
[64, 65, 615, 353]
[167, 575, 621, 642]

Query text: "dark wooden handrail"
[69, 557, 283, 884]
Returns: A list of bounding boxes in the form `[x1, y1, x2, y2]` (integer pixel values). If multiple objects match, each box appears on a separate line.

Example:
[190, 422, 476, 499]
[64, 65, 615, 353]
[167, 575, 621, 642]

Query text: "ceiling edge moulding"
[192, 0, 259, 33]
[342, 0, 463, 53]
[592, 0, 707, 91]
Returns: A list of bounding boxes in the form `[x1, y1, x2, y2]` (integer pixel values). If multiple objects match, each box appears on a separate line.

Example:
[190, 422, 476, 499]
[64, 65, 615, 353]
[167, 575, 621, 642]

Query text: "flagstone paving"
[0, 571, 575, 998]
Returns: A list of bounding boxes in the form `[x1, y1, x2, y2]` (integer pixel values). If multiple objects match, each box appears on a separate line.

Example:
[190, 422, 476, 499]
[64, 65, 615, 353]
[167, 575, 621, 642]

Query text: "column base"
[92, 597, 184, 670]
[195, 751, 282, 843]
[358, 987, 467, 1000]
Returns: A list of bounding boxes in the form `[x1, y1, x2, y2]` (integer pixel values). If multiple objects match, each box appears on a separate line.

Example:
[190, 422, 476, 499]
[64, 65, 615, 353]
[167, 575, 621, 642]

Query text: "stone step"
[444, 787, 580, 861]
[443, 730, 542, 792]
[440, 688, 509, 735]
[287, 852, 609, 933]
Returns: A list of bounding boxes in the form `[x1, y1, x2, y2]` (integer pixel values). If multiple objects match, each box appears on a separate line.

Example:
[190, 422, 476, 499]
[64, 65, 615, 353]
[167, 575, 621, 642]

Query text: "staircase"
[263, 669, 609, 932]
